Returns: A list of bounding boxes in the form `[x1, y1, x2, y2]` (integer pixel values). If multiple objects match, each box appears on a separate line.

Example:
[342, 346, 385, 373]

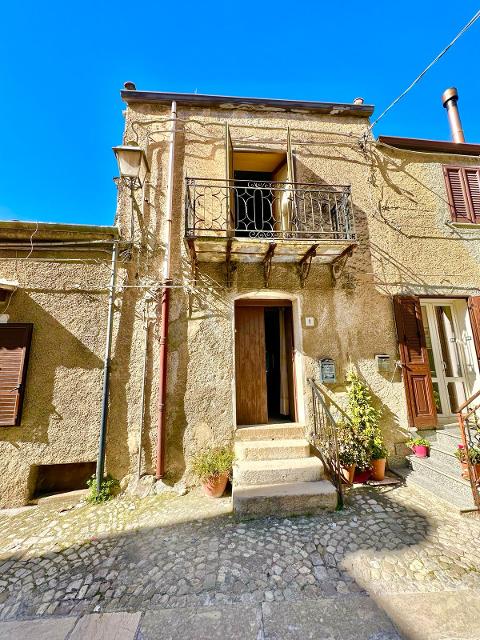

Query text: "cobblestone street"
[1, 484, 480, 639]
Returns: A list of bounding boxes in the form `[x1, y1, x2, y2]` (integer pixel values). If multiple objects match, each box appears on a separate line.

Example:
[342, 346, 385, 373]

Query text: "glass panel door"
[421, 301, 469, 416]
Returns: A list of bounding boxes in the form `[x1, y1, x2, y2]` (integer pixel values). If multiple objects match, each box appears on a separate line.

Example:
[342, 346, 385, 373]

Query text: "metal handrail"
[307, 378, 345, 509]
[456, 388, 480, 414]
[456, 390, 480, 510]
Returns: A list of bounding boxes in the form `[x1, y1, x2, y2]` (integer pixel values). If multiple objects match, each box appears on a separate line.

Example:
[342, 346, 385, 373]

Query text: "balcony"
[184, 178, 357, 286]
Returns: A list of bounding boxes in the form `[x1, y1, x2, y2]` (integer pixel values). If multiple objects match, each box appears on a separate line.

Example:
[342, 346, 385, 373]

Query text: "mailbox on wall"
[319, 358, 336, 384]
[375, 354, 392, 373]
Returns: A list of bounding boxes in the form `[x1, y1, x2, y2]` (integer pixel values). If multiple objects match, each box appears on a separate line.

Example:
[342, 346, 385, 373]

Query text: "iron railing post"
[456, 389, 480, 510]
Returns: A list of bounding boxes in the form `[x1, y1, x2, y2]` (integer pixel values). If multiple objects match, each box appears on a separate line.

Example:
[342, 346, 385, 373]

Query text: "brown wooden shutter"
[0, 324, 33, 426]
[468, 296, 480, 370]
[465, 169, 480, 223]
[444, 166, 480, 223]
[393, 296, 437, 428]
[225, 122, 235, 230]
[444, 167, 469, 222]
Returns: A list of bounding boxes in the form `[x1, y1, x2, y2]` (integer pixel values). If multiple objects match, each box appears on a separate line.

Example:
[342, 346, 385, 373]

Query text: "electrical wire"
[364, 8, 480, 136]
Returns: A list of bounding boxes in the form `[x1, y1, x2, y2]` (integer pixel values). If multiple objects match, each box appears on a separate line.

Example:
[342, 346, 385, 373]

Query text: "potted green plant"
[371, 436, 388, 481]
[406, 437, 430, 458]
[191, 446, 234, 498]
[344, 370, 383, 483]
[455, 444, 480, 479]
[337, 422, 357, 484]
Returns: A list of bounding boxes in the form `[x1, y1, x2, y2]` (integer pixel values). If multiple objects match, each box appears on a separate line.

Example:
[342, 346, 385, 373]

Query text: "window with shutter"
[444, 165, 480, 223]
[0, 324, 33, 426]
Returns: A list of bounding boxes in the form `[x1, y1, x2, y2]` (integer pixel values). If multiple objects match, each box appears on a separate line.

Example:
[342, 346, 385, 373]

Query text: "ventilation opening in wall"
[30, 462, 96, 499]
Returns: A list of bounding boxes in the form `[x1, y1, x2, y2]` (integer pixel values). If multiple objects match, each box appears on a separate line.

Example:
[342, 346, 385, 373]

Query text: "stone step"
[405, 455, 475, 508]
[235, 423, 305, 442]
[428, 444, 461, 475]
[233, 456, 324, 486]
[432, 426, 461, 450]
[233, 480, 337, 518]
[392, 466, 476, 511]
[234, 439, 310, 462]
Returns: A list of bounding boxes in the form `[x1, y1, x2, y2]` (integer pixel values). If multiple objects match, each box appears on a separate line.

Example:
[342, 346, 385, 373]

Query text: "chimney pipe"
[442, 87, 465, 143]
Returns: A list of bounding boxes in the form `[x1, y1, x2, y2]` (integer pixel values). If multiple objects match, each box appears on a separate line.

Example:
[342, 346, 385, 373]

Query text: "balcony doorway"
[232, 150, 291, 237]
[235, 300, 296, 426]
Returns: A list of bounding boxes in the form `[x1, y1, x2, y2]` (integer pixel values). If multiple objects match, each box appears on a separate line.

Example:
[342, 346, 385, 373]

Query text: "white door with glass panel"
[420, 300, 480, 418]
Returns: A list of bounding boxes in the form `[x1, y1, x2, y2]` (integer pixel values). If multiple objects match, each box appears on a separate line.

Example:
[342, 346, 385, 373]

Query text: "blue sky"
[1, 1, 479, 226]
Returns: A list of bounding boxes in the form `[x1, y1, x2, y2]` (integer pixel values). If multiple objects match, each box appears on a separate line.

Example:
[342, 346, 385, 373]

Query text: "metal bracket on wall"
[330, 246, 355, 286]
[225, 239, 237, 289]
[263, 243, 276, 288]
[297, 244, 318, 288]
[186, 238, 199, 286]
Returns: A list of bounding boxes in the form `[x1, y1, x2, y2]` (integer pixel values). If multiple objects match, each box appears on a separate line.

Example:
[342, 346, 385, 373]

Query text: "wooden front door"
[235, 306, 268, 425]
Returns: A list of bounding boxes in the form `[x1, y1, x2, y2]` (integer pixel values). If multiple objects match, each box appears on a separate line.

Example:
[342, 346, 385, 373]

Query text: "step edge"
[235, 439, 309, 448]
[407, 455, 471, 486]
[234, 457, 323, 470]
[392, 471, 476, 511]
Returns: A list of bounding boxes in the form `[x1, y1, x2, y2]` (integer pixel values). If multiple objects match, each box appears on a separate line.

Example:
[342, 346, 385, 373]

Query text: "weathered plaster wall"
[368, 144, 480, 296]
[0, 237, 121, 507]
[113, 102, 411, 484]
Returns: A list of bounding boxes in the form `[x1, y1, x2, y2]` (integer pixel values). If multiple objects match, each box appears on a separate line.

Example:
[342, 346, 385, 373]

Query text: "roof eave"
[121, 90, 374, 117]
[0, 220, 119, 243]
[377, 136, 480, 157]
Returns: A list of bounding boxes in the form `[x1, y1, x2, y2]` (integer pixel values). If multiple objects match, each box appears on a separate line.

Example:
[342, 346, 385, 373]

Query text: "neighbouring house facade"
[1, 85, 480, 509]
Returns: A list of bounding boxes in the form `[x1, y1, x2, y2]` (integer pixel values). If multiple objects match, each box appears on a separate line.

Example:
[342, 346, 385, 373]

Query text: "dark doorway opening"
[235, 300, 296, 425]
[234, 170, 274, 236]
[265, 308, 281, 419]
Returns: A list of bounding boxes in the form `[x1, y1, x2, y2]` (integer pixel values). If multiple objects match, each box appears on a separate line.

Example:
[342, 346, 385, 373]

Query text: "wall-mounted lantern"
[113, 145, 149, 189]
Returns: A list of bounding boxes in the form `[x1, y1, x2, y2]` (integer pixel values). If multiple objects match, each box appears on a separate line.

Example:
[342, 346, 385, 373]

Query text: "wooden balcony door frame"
[233, 295, 304, 427]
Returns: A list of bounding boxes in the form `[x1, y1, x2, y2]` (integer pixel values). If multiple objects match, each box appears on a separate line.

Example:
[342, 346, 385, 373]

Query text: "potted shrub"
[455, 444, 480, 480]
[407, 437, 430, 458]
[371, 436, 388, 481]
[344, 370, 382, 483]
[338, 424, 357, 484]
[191, 446, 234, 498]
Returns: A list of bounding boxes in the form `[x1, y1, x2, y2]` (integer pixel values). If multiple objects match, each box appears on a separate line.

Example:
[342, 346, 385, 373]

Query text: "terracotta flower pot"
[413, 445, 429, 458]
[341, 464, 356, 484]
[460, 461, 480, 480]
[353, 468, 372, 484]
[203, 472, 228, 498]
[371, 458, 386, 481]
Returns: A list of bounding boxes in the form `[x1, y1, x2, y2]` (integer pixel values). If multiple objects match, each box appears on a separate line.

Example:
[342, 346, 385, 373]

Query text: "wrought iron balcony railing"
[185, 178, 355, 241]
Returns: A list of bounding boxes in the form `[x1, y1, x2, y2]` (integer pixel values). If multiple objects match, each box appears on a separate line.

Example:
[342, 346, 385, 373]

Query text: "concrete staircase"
[392, 425, 477, 512]
[232, 423, 338, 518]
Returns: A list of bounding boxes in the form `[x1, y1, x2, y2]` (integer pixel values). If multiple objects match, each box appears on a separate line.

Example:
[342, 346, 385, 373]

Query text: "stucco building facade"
[1, 86, 479, 509]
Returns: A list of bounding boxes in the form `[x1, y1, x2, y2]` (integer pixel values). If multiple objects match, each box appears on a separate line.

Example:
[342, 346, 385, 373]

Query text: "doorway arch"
[232, 291, 305, 427]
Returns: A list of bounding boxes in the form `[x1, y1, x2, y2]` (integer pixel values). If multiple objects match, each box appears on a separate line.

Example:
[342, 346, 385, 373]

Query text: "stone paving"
[1, 484, 480, 638]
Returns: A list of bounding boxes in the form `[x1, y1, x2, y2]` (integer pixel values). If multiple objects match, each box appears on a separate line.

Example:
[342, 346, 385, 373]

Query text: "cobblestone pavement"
[1, 484, 480, 638]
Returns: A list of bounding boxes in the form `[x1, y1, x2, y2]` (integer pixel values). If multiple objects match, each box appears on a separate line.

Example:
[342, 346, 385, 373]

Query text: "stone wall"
[0, 224, 119, 507]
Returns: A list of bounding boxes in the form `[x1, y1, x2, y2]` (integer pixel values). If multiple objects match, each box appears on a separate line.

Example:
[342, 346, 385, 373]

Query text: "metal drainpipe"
[137, 296, 150, 478]
[156, 101, 177, 479]
[96, 242, 119, 492]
